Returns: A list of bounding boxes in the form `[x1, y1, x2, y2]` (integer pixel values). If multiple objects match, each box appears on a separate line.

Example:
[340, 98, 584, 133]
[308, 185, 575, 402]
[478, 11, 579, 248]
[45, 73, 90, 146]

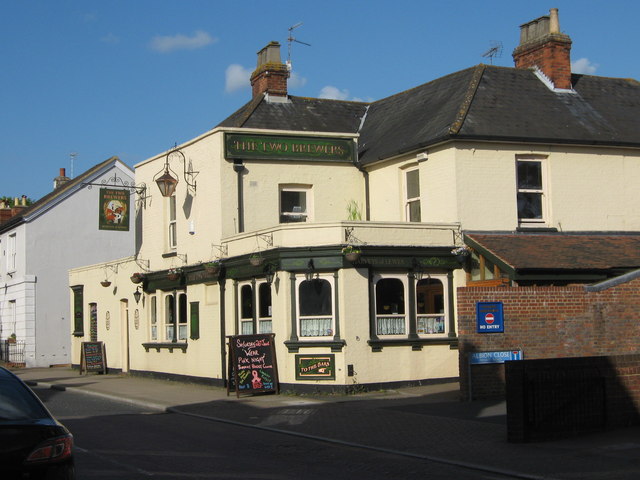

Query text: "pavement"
[10, 366, 640, 480]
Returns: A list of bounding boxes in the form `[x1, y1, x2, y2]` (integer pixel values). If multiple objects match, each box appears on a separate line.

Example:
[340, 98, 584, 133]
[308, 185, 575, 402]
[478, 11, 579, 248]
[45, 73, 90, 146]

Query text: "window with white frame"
[7, 300, 16, 337]
[416, 277, 447, 335]
[257, 282, 272, 333]
[297, 276, 334, 337]
[150, 295, 158, 341]
[7, 233, 16, 273]
[280, 185, 311, 223]
[374, 276, 408, 335]
[404, 168, 421, 222]
[167, 195, 177, 250]
[239, 283, 254, 335]
[516, 156, 547, 226]
[164, 291, 187, 342]
[374, 273, 450, 337]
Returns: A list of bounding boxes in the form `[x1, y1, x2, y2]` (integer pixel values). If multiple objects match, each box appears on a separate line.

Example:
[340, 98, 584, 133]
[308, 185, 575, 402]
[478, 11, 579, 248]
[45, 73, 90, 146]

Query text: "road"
[34, 385, 520, 479]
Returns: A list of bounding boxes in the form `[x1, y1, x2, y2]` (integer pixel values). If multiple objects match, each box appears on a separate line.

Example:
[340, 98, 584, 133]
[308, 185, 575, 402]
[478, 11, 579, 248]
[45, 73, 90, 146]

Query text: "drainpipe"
[233, 161, 245, 232]
[354, 161, 371, 221]
[219, 278, 227, 385]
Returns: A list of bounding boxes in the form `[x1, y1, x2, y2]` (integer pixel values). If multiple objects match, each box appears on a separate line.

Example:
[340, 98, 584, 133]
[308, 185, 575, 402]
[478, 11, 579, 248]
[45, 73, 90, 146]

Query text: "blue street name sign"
[469, 350, 523, 365]
[476, 301, 504, 333]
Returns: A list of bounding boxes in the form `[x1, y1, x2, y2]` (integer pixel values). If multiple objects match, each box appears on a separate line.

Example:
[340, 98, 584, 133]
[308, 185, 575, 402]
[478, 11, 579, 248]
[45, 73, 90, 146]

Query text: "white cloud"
[288, 71, 307, 89]
[318, 86, 350, 100]
[572, 57, 598, 75]
[225, 64, 252, 93]
[150, 30, 216, 53]
[101, 33, 119, 44]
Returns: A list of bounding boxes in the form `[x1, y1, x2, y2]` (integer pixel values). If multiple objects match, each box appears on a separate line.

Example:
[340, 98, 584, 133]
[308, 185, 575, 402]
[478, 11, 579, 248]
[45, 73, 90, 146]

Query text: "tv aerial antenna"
[69, 152, 78, 178]
[287, 22, 310, 69]
[481, 41, 503, 64]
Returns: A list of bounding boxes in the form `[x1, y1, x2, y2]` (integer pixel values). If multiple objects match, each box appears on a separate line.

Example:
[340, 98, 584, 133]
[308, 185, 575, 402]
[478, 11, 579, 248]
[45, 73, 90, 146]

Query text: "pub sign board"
[228, 334, 279, 397]
[80, 341, 107, 375]
[224, 133, 355, 163]
[295, 354, 335, 380]
[476, 301, 504, 333]
[99, 188, 130, 231]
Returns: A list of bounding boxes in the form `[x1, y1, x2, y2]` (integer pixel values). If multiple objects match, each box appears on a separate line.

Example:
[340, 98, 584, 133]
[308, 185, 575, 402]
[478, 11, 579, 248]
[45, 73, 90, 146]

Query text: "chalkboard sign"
[80, 341, 107, 375]
[227, 334, 278, 397]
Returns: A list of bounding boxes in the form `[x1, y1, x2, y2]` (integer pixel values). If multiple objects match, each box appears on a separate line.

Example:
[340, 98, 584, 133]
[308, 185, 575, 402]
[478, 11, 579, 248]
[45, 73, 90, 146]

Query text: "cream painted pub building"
[70, 10, 640, 391]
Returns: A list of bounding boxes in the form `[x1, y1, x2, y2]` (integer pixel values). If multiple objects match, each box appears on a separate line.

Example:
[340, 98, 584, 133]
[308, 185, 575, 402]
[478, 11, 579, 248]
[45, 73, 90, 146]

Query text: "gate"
[0, 340, 26, 366]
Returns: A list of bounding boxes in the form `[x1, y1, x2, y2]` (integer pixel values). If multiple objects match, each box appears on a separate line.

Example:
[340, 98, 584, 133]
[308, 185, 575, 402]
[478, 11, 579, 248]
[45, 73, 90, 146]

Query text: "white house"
[0, 158, 135, 367]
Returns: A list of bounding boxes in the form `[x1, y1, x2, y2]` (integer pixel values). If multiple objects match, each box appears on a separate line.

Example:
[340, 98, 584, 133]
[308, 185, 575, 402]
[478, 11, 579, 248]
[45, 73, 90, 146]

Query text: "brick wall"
[513, 37, 572, 89]
[457, 279, 640, 400]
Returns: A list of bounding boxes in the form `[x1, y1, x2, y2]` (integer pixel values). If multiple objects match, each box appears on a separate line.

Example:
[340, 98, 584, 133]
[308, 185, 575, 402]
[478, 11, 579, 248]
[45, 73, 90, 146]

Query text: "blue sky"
[2, 1, 638, 201]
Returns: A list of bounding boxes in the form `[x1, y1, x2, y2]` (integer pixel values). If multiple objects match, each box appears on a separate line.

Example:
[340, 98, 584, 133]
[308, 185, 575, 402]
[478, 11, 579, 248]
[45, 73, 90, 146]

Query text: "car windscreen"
[0, 377, 50, 421]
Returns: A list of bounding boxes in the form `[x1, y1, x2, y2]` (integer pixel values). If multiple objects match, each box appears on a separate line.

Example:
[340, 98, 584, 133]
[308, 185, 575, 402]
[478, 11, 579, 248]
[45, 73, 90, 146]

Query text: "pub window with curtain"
[297, 276, 333, 338]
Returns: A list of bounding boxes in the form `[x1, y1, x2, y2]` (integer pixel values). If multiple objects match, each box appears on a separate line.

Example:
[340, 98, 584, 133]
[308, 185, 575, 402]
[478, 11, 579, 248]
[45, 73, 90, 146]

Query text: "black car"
[0, 367, 74, 479]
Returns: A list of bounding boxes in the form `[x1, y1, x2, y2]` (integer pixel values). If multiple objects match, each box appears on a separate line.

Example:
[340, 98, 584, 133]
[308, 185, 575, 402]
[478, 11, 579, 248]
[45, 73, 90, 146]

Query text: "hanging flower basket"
[204, 261, 220, 274]
[101, 280, 112, 287]
[342, 245, 362, 262]
[249, 254, 264, 266]
[451, 246, 470, 264]
[167, 268, 182, 281]
[130, 273, 144, 284]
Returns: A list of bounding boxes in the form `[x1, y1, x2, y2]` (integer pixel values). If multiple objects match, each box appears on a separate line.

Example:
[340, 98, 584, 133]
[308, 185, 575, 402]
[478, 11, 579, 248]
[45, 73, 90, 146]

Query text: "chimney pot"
[250, 41, 289, 99]
[53, 167, 71, 190]
[512, 8, 572, 90]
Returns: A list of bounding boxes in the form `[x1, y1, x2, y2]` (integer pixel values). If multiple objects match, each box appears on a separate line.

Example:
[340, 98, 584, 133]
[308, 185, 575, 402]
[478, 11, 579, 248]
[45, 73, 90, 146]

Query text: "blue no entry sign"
[476, 302, 504, 333]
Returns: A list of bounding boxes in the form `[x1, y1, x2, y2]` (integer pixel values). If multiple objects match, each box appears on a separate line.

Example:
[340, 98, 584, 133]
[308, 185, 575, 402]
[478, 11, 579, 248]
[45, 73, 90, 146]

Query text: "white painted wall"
[0, 161, 135, 367]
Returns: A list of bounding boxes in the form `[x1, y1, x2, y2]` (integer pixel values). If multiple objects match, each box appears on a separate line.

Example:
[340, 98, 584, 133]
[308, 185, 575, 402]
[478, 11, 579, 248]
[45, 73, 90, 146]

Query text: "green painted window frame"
[71, 285, 84, 337]
[190, 301, 200, 340]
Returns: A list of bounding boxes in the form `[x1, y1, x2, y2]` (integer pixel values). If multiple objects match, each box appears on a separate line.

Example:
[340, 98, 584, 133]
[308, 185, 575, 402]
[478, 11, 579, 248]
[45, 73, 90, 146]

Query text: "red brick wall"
[457, 279, 640, 400]
[513, 37, 572, 89]
[250, 65, 289, 98]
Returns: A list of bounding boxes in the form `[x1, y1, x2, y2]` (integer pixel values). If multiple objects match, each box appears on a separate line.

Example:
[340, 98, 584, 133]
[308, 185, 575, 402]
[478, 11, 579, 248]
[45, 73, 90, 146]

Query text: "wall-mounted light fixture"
[265, 264, 275, 286]
[153, 146, 198, 197]
[305, 259, 315, 282]
[413, 258, 424, 281]
[133, 286, 142, 304]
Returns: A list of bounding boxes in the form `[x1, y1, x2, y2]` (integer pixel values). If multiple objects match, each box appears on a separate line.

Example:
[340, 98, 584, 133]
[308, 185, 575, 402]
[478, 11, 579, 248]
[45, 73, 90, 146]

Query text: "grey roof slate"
[216, 64, 640, 166]
[217, 96, 367, 134]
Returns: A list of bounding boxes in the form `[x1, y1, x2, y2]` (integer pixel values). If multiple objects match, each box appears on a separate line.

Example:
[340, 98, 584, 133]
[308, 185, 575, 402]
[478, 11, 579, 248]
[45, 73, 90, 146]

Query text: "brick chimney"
[512, 8, 572, 90]
[0, 201, 12, 224]
[250, 41, 289, 99]
[53, 168, 70, 190]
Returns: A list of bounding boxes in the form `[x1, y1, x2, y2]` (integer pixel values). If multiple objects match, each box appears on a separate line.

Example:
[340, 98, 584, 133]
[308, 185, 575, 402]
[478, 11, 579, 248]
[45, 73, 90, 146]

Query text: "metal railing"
[0, 340, 25, 365]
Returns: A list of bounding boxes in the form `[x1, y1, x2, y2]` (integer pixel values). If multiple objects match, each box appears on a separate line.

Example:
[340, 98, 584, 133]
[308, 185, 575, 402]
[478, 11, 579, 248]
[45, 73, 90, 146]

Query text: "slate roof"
[0, 156, 125, 233]
[464, 232, 640, 273]
[217, 64, 640, 166]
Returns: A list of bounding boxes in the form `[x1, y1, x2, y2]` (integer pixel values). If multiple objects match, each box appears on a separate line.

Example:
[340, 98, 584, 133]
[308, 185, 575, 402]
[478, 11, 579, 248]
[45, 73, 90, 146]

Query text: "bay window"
[164, 291, 187, 342]
[239, 283, 254, 334]
[373, 273, 450, 339]
[298, 276, 334, 338]
[258, 282, 272, 333]
[374, 276, 407, 335]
